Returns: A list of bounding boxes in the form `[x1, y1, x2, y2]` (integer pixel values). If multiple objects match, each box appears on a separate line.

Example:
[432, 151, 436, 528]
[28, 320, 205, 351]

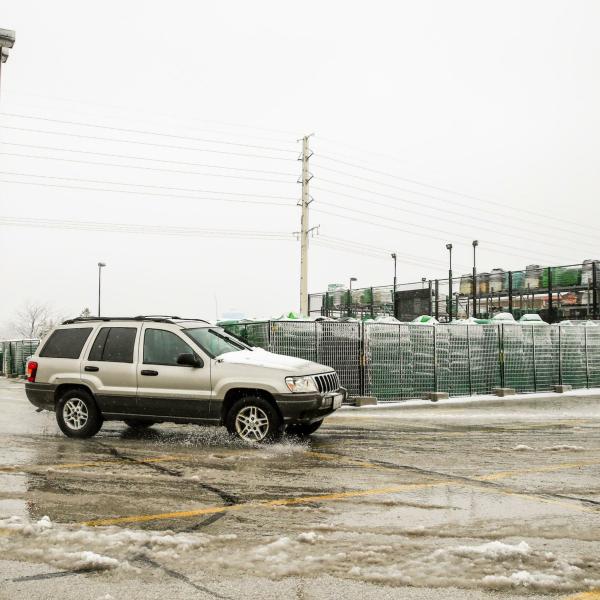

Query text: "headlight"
[285, 376, 318, 393]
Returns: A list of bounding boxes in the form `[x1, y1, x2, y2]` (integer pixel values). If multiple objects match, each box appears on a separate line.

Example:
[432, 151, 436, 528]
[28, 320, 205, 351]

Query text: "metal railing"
[310, 261, 599, 323]
[223, 320, 600, 402]
[0, 339, 40, 376]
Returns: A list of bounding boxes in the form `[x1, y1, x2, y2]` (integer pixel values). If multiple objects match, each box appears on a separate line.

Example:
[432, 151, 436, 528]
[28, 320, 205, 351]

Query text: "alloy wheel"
[63, 398, 89, 430]
[235, 405, 270, 441]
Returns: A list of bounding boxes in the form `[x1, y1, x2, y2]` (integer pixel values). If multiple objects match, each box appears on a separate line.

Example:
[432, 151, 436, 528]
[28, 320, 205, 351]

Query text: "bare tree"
[13, 302, 55, 339]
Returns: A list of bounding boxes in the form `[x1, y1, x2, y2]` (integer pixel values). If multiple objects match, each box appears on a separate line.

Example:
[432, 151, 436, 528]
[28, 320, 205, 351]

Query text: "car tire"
[56, 389, 103, 439]
[286, 419, 324, 437]
[225, 396, 283, 443]
[123, 419, 154, 429]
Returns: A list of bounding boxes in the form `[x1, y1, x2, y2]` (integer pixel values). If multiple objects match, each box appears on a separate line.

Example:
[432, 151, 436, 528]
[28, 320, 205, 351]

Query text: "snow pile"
[439, 540, 531, 560]
[349, 540, 600, 592]
[542, 445, 585, 452]
[0, 515, 236, 571]
[499, 444, 586, 452]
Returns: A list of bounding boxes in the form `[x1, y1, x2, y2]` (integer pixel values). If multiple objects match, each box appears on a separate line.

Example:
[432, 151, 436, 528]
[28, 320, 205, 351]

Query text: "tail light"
[26, 361, 38, 383]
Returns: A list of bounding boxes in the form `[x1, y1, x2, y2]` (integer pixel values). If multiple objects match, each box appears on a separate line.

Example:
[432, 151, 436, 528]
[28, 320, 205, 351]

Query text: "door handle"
[141, 369, 159, 376]
[84, 365, 99, 372]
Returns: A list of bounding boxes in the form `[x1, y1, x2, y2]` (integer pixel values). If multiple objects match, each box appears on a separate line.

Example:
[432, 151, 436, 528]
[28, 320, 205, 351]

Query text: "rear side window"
[40, 328, 93, 359]
[88, 327, 137, 363]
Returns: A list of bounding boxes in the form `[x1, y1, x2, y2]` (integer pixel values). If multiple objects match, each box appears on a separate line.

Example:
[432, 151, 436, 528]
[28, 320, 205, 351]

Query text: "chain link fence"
[223, 320, 600, 402]
[0, 340, 40, 377]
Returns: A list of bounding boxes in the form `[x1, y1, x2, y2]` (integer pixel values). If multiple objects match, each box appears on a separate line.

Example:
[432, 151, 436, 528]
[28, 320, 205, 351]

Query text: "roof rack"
[61, 316, 211, 325]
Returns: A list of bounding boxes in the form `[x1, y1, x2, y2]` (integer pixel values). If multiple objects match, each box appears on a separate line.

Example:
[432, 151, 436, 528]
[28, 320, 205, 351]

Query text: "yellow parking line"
[0, 454, 185, 473]
[82, 457, 600, 527]
[563, 591, 600, 599]
[82, 481, 450, 527]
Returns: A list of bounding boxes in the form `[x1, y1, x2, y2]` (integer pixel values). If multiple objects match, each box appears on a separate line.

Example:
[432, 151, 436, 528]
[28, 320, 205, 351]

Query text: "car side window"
[40, 328, 93, 359]
[143, 329, 195, 366]
[88, 327, 137, 363]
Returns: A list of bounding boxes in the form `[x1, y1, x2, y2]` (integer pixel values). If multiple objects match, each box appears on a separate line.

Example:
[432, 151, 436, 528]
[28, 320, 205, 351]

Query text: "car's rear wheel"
[226, 396, 282, 443]
[56, 389, 103, 439]
[123, 419, 154, 429]
[286, 419, 323, 437]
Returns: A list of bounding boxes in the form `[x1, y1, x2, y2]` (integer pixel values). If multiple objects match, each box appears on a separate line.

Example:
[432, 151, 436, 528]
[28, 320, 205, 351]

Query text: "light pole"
[391, 253, 397, 318]
[472, 240, 479, 318]
[348, 277, 357, 317]
[97, 262, 106, 317]
[0, 29, 16, 99]
[446, 243, 453, 322]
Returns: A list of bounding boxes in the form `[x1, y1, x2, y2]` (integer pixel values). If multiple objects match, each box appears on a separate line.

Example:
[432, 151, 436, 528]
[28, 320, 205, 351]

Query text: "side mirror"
[177, 353, 203, 368]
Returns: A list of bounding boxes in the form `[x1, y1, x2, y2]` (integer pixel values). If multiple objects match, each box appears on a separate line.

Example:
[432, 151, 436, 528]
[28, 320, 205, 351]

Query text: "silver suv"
[25, 316, 346, 442]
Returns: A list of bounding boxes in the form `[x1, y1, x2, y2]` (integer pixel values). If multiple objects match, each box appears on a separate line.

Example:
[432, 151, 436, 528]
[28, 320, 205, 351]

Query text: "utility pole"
[472, 240, 479, 319]
[298, 134, 315, 316]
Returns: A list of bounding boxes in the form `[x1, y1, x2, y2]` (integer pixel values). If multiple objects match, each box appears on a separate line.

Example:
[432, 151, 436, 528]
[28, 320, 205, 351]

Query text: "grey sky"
[1, 0, 599, 331]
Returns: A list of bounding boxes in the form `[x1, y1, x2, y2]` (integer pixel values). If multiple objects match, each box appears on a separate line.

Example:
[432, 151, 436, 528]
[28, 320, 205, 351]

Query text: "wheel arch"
[221, 387, 282, 423]
[54, 383, 96, 407]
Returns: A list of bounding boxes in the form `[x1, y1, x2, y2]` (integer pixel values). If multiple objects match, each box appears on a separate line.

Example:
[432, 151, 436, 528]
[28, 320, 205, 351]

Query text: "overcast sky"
[1, 0, 599, 332]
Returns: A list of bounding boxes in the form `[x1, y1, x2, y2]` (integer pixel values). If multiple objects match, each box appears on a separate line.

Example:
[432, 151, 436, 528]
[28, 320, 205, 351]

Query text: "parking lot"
[1, 377, 600, 600]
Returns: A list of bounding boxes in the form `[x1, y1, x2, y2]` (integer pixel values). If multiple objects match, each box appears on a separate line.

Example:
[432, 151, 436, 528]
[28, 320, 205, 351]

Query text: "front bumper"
[25, 382, 56, 411]
[274, 387, 347, 423]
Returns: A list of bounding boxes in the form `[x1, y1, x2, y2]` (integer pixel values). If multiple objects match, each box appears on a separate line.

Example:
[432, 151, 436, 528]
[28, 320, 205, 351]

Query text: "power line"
[313, 184, 588, 255]
[0, 112, 298, 154]
[313, 206, 567, 264]
[0, 142, 298, 176]
[314, 174, 591, 244]
[318, 235, 469, 270]
[0, 125, 294, 161]
[0, 178, 295, 207]
[0, 215, 295, 240]
[319, 234, 455, 269]
[314, 152, 593, 233]
[10, 92, 300, 141]
[0, 171, 297, 201]
[0, 151, 296, 185]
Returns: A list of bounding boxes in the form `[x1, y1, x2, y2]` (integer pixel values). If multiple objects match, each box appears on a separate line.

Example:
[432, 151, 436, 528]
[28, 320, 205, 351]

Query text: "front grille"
[313, 372, 339, 394]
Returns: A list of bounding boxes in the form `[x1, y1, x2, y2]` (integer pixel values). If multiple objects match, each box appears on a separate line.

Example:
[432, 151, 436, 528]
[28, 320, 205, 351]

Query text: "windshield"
[184, 327, 248, 358]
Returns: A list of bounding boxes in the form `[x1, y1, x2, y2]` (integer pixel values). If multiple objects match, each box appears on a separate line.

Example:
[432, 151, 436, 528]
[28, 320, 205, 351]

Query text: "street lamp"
[0, 28, 16, 98]
[391, 253, 397, 317]
[446, 243, 453, 322]
[97, 262, 106, 317]
[347, 277, 357, 317]
[472, 240, 479, 318]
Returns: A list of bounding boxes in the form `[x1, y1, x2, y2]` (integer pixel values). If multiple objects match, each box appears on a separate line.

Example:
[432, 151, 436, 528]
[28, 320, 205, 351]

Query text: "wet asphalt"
[1, 377, 600, 600]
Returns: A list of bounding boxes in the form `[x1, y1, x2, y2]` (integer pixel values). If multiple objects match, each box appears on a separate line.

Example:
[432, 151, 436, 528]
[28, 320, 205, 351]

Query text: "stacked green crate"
[365, 323, 405, 400]
[409, 323, 435, 395]
[502, 324, 535, 392]
[319, 321, 361, 396]
[558, 323, 587, 388]
[434, 325, 451, 394]
[586, 323, 600, 388]
[271, 321, 317, 362]
[481, 324, 502, 393]
[447, 323, 471, 395]
[531, 324, 555, 390]
[468, 324, 491, 393]
[541, 267, 581, 287]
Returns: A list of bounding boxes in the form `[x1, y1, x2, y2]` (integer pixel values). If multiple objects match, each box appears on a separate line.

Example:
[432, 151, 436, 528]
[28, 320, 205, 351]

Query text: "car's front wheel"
[56, 389, 103, 438]
[226, 396, 282, 443]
